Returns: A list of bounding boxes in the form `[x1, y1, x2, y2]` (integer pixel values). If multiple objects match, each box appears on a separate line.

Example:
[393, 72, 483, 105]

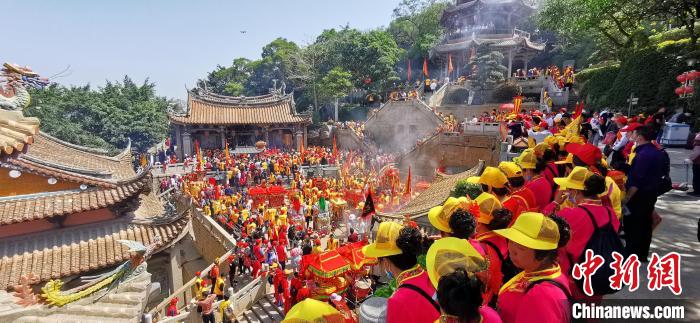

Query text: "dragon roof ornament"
[1, 63, 49, 111]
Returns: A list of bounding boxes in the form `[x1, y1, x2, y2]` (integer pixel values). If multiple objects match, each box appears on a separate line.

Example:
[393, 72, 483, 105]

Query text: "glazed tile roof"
[169, 90, 311, 126]
[0, 171, 151, 225]
[0, 207, 188, 290]
[379, 161, 485, 219]
[0, 110, 40, 157]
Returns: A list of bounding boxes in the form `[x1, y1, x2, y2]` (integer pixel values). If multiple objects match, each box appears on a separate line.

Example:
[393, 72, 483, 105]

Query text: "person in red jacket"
[517, 148, 557, 211]
[499, 162, 537, 222]
[275, 240, 288, 270]
[272, 263, 289, 308]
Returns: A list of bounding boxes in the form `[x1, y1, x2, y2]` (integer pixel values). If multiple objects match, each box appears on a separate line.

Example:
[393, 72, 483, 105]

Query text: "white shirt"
[527, 129, 553, 144]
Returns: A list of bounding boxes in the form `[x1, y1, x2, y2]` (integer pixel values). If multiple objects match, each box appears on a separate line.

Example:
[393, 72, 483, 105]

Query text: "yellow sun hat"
[426, 237, 488, 288]
[466, 176, 480, 184]
[514, 148, 537, 170]
[475, 192, 502, 224]
[476, 167, 508, 189]
[283, 298, 342, 323]
[555, 153, 574, 165]
[362, 222, 404, 258]
[553, 166, 594, 191]
[533, 142, 550, 157]
[428, 196, 470, 233]
[498, 161, 523, 178]
[494, 212, 560, 250]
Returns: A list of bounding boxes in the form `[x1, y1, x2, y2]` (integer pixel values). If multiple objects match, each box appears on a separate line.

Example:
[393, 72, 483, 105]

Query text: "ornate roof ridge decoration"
[39, 131, 132, 162]
[0, 110, 40, 157]
[378, 161, 486, 219]
[445, 0, 537, 14]
[20, 154, 114, 178]
[189, 88, 292, 107]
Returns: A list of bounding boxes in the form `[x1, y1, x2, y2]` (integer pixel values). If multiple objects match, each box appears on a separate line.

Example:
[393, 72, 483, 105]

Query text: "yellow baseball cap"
[426, 237, 489, 288]
[475, 192, 502, 224]
[494, 212, 560, 250]
[362, 222, 404, 258]
[514, 149, 537, 170]
[553, 166, 593, 190]
[428, 197, 470, 233]
[498, 161, 523, 178]
[476, 167, 508, 189]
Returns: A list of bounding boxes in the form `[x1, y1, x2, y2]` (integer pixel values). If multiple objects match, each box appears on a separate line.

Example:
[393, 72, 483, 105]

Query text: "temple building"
[431, 0, 545, 78]
[0, 110, 190, 293]
[169, 88, 312, 159]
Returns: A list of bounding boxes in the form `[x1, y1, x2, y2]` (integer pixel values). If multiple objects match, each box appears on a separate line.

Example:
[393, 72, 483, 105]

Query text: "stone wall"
[365, 100, 442, 152]
[397, 133, 500, 178]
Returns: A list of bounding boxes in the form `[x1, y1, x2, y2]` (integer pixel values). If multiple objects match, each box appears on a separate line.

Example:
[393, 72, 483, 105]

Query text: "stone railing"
[147, 193, 236, 321]
[428, 82, 449, 108]
[462, 122, 501, 133]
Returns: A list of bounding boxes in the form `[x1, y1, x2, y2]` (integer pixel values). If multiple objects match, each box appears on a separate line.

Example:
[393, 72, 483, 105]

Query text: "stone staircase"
[236, 293, 284, 323]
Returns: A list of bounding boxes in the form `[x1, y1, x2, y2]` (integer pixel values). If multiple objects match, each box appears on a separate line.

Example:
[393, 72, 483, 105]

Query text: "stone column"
[264, 127, 269, 144]
[219, 126, 226, 149]
[507, 49, 514, 79]
[231, 129, 236, 148]
[295, 130, 304, 151]
[523, 57, 529, 74]
[182, 131, 192, 157]
[303, 126, 308, 148]
[175, 124, 183, 160]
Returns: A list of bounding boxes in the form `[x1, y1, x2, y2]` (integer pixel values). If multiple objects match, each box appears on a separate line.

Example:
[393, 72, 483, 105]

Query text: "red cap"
[539, 121, 548, 129]
[566, 143, 602, 166]
[195, 271, 201, 277]
[629, 116, 638, 124]
[622, 123, 643, 133]
[615, 116, 628, 125]
[314, 239, 321, 245]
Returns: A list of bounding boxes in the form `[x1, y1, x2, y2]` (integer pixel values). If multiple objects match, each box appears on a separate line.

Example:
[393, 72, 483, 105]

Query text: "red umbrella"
[499, 103, 514, 111]
[304, 250, 351, 278]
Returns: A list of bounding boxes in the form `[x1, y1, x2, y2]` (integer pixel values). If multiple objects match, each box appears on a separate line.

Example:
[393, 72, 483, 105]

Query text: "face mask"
[385, 269, 394, 280]
[524, 174, 533, 182]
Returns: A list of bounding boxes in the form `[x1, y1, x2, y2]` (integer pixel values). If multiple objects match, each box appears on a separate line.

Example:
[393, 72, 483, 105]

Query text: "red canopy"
[499, 103, 514, 111]
[336, 241, 377, 271]
[304, 250, 351, 278]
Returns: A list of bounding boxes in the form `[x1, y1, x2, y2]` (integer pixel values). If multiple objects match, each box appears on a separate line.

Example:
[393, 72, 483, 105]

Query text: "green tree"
[318, 67, 354, 120]
[199, 58, 252, 95]
[469, 50, 507, 90]
[388, 0, 448, 59]
[26, 76, 170, 153]
[246, 38, 300, 95]
[537, 0, 651, 59]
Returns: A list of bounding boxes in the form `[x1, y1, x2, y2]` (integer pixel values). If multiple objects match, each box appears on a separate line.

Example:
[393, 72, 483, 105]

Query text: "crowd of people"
[160, 101, 686, 323]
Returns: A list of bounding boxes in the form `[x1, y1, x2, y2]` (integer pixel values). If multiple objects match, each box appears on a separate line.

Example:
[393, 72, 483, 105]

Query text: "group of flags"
[360, 166, 411, 219]
[406, 55, 453, 81]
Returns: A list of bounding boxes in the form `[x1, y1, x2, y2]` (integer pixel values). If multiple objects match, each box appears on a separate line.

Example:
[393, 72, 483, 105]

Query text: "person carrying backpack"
[554, 168, 622, 302]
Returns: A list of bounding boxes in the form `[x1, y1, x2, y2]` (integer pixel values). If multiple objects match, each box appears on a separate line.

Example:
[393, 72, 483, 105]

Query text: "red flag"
[573, 101, 584, 119]
[448, 54, 454, 75]
[361, 190, 376, 219]
[332, 135, 338, 160]
[512, 95, 523, 114]
[403, 167, 412, 197]
[423, 57, 429, 78]
[407, 60, 412, 81]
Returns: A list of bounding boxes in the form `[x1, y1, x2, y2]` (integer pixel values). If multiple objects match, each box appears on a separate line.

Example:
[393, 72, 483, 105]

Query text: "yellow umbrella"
[282, 298, 342, 323]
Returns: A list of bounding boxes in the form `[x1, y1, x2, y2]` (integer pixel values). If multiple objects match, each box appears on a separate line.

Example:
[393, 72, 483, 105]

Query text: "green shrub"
[452, 180, 482, 199]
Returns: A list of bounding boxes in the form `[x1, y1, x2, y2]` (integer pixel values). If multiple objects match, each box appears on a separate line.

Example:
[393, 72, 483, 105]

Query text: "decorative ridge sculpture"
[0, 63, 49, 111]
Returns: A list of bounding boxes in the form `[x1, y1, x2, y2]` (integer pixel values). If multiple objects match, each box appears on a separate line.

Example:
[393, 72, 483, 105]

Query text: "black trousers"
[623, 191, 657, 261]
[202, 312, 215, 323]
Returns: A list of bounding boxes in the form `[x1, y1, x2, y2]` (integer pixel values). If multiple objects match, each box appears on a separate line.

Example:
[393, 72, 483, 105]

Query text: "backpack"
[657, 148, 672, 197]
[481, 240, 519, 285]
[570, 206, 625, 296]
[525, 279, 572, 303]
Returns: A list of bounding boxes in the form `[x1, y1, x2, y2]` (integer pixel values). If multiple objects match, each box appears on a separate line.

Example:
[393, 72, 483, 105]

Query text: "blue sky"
[2, 0, 402, 99]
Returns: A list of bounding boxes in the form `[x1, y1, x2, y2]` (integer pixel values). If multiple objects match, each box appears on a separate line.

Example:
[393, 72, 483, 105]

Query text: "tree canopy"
[26, 76, 171, 153]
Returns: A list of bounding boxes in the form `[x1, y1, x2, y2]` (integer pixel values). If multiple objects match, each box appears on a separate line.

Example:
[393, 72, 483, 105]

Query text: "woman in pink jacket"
[363, 222, 440, 323]
[556, 172, 620, 302]
[494, 212, 572, 323]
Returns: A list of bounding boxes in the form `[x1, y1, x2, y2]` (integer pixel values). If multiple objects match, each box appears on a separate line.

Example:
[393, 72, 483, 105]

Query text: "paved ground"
[608, 187, 700, 319]
[667, 147, 694, 186]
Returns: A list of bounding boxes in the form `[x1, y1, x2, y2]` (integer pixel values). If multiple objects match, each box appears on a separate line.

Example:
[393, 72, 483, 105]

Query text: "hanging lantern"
[687, 70, 698, 81]
[675, 87, 685, 95]
[684, 85, 695, 94]
[676, 73, 688, 83]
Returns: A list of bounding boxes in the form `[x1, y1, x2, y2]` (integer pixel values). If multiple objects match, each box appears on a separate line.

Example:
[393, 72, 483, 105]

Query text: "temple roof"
[0, 169, 151, 226]
[432, 34, 545, 55]
[0, 111, 40, 157]
[379, 161, 485, 219]
[0, 197, 187, 290]
[169, 89, 312, 126]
